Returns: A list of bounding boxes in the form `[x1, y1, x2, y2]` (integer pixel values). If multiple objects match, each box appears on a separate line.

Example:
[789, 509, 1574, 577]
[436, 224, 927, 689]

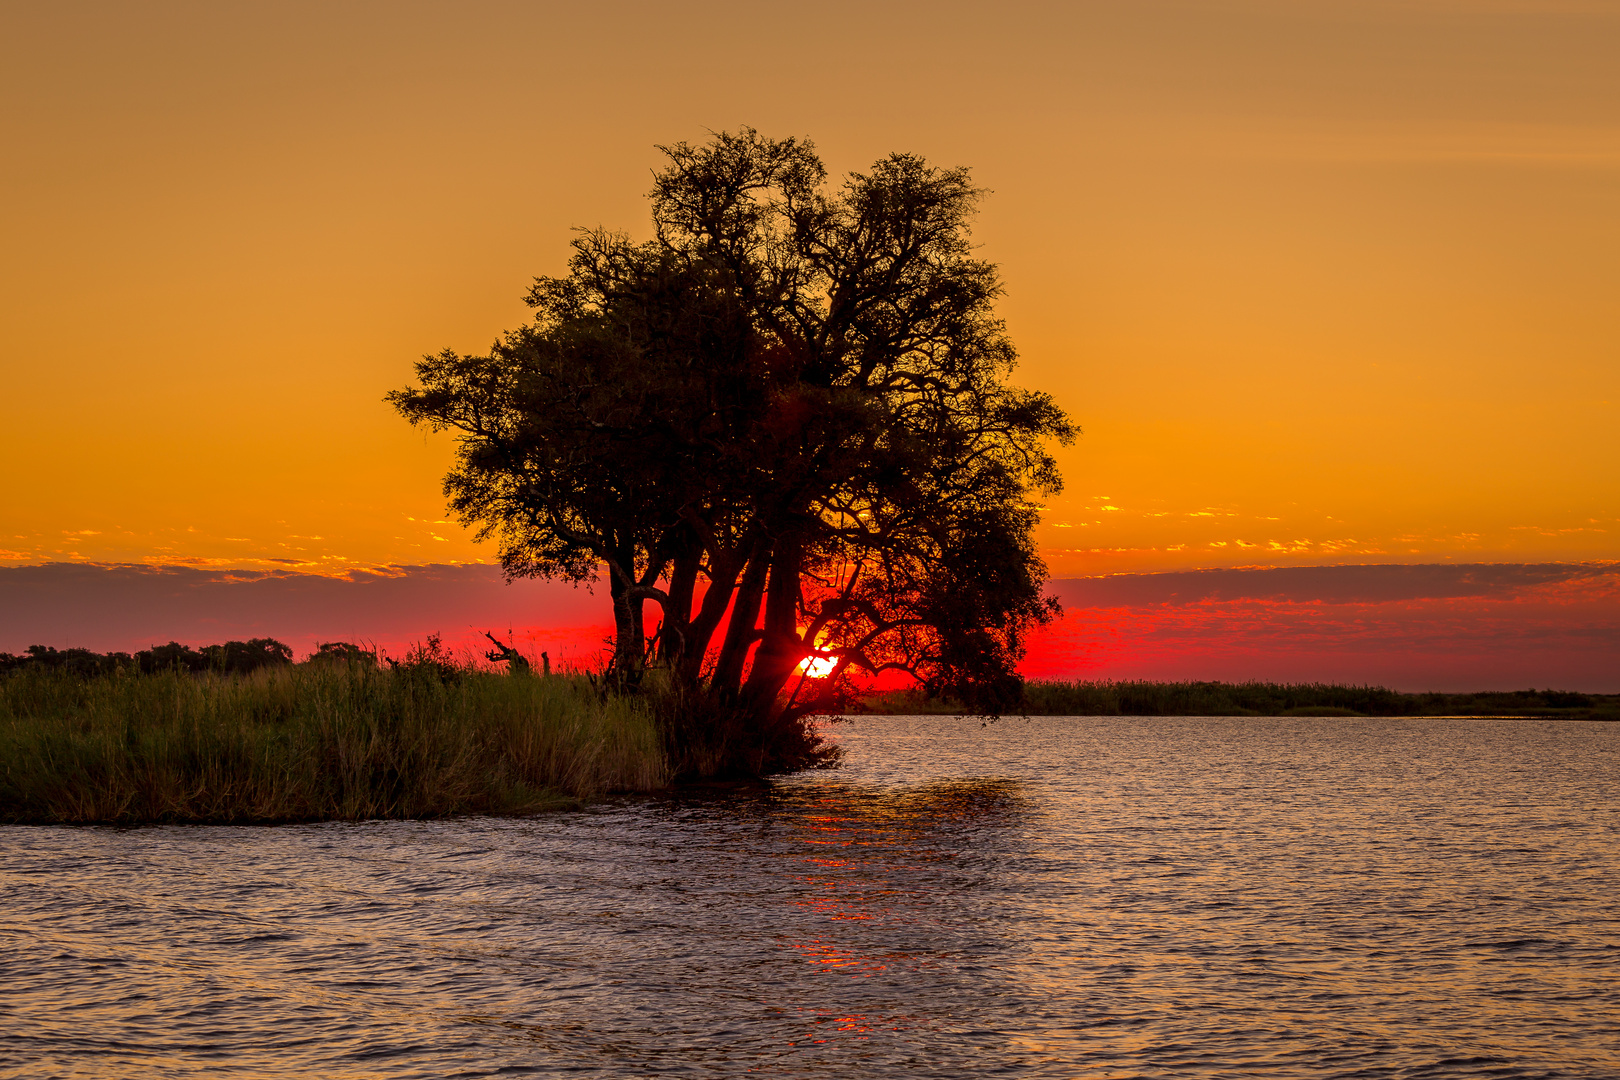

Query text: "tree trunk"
[608, 543, 642, 682]
[741, 531, 804, 718]
[711, 543, 770, 699]
[678, 537, 751, 684]
[660, 540, 701, 667]
[630, 594, 646, 660]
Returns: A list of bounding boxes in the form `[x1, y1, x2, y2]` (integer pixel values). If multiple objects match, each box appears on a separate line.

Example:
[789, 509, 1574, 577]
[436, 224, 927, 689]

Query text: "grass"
[0, 663, 667, 825]
[867, 680, 1620, 720]
[9, 663, 1609, 826]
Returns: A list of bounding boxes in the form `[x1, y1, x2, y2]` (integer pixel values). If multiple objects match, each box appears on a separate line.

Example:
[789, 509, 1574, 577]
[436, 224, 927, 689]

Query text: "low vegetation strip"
[869, 681, 1620, 720]
[6, 633, 1610, 828]
[0, 663, 667, 825]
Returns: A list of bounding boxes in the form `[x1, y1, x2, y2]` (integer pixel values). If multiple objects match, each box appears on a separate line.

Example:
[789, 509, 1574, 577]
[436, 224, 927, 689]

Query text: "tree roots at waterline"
[645, 677, 843, 782]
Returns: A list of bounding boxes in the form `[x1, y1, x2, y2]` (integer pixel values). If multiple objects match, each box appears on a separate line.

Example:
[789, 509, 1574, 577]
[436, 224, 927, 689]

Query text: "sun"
[799, 655, 838, 679]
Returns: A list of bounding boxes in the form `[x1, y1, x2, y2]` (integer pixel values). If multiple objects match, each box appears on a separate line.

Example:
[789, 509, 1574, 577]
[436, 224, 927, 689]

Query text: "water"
[3, 716, 1617, 1078]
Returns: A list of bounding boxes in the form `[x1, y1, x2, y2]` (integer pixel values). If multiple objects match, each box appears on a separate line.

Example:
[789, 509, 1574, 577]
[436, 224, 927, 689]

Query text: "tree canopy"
[389, 128, 1075, 772]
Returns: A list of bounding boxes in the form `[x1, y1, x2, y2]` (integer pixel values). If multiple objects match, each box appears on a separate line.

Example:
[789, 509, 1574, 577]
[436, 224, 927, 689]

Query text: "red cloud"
[1030, 563, 1620, 692]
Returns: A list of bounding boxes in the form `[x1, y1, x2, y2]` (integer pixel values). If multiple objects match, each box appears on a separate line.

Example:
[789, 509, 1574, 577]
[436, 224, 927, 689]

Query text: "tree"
[390, 129, 1075, 774]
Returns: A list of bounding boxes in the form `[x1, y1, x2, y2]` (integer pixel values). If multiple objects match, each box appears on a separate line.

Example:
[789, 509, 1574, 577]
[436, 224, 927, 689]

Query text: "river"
[2, 715, 1617, 1078]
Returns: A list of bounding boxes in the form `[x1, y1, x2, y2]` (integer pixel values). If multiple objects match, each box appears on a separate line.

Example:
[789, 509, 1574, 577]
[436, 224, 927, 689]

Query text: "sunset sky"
[3, 2, 1616, 686]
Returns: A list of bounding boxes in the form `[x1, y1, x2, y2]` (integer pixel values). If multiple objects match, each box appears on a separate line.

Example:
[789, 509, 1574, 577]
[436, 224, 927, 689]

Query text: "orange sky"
[4, 0, 1617, 577]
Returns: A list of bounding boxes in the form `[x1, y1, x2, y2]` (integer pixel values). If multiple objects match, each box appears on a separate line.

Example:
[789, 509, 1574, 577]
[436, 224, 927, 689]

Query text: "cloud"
[1047, 562, 1620, 608]
[0, 562, 613, 662]
[1031, 562, 1620, 691]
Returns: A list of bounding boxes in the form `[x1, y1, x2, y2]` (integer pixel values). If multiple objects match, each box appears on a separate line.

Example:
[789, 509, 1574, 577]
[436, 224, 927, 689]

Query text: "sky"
[3, 1, 1617, 687]
[2, 561, 1614, 691]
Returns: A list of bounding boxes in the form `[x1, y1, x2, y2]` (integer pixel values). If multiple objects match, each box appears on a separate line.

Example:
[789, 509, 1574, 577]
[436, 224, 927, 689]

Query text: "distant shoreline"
[863, 681, 1620, 721]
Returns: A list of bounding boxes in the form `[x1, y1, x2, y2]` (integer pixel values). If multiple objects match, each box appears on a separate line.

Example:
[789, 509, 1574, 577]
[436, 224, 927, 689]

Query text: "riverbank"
[866, 680, 1620, 720]
[0, 665, 666, 825]
[9, 667, 1612, 826]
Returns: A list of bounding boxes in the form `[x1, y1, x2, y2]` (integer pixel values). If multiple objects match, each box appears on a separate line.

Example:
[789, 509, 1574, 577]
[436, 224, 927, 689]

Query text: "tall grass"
[0, 664, 666, 824]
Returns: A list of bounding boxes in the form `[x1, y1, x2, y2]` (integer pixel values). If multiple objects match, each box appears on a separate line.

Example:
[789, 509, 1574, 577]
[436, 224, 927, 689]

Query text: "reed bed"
[0, 664, 667, 825]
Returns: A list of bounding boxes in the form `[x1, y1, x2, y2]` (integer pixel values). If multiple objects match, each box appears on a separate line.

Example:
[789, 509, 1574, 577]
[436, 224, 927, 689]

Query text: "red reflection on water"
[788, 895, 873, 921]
[764, 782, 1025, 1052]
[776, 796, 906, 978]
[791, 939, 891, 975]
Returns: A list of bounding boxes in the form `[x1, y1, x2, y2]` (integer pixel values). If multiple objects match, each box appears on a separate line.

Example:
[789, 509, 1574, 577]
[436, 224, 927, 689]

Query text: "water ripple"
[1, 716, 1616, 1077]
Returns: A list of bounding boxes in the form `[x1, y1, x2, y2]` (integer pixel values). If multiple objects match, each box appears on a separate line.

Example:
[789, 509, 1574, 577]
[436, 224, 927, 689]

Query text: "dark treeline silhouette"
[0, 639, 379, 677]
[0, 646, 132, 679]
[871, 680, 1617, 719]
[306, 640, 379, 667]
[391, 128, 1074, 777]
[0, 636, 547, 681]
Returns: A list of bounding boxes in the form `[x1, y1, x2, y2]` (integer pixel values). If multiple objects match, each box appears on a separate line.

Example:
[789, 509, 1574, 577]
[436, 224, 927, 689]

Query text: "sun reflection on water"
[757, 778, 1035, 1055]
[9, 718, 1613, 1076]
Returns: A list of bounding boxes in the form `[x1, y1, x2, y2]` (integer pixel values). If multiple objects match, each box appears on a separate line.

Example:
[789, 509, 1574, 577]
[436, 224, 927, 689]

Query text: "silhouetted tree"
[391, 129, 1075, 773]
[137, 641, 209, 674]
[136, 638, 292, 675]
[306, 641, 378, 667]
[3, 645, 134, 678]
[481, 631, 531, 674]
[202, 638, 293, 674]
[0, 640, 293, 677]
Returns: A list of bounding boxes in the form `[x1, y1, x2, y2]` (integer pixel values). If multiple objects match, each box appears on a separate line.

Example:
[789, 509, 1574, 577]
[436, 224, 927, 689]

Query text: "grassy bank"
[9, 663, 1610, 826]
[0, 664, 666, 825]
[867, 680, 1620, 720]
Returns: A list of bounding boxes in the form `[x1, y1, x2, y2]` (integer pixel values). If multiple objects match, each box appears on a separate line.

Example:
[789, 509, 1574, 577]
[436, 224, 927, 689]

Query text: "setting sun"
[799, 654, 838, 679]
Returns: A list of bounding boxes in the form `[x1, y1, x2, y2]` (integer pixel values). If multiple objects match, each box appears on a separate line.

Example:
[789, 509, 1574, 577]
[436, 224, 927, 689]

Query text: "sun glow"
[799, 654, 838, 679]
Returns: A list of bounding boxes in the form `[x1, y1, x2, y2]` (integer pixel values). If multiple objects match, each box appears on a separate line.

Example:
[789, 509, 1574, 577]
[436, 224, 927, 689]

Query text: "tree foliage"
[0, 640, 294, 677]
[389, 129, 1076, 773]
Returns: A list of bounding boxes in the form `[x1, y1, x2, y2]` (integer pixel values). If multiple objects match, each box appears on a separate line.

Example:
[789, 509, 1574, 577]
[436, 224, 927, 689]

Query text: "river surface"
[2, 716, 1618, 1078]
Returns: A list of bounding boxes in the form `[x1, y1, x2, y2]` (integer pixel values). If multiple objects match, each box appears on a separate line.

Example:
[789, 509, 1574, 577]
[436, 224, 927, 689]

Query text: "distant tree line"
[0, 639, 381, 678]
[874, 680, 1605, 717]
